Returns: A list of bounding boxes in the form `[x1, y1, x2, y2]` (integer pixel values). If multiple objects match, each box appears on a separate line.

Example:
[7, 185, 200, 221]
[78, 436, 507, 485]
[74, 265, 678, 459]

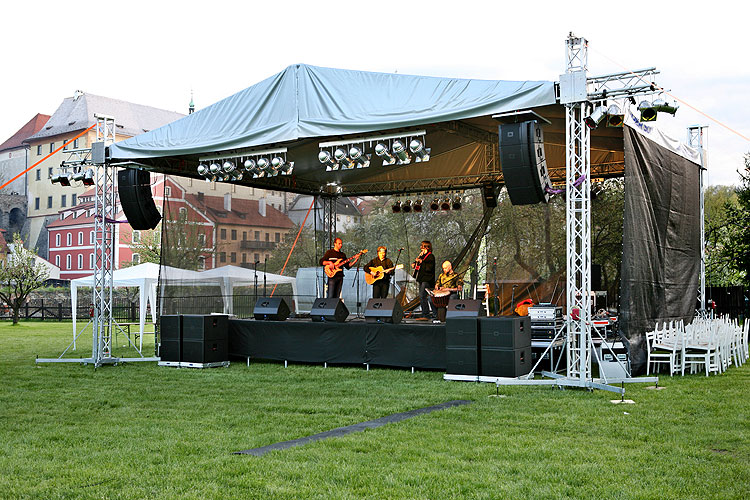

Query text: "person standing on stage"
[412, 240, 436, 319]
[320, 237, 360, 299]
[364, 246, 395, 299]
[435, 260, 463, 300]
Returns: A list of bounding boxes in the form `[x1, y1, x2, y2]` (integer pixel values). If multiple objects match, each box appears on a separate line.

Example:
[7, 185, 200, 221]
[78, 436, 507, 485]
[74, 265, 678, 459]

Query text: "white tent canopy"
[71, 262, 161, 351]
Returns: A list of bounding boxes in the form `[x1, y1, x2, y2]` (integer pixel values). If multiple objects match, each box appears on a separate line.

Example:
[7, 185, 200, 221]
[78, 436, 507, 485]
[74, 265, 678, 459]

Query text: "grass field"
[1, 321, 748, 499]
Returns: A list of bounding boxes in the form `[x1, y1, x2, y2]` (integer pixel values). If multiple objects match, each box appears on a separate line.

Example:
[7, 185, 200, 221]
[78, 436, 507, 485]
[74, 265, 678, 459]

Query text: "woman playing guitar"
[364, 246, 400, 299]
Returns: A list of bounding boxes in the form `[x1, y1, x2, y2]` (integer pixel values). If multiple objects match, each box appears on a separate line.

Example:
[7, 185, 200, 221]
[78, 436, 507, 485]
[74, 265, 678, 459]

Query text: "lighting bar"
[198, 147, 287, 162]
[319, 130, 425, 149]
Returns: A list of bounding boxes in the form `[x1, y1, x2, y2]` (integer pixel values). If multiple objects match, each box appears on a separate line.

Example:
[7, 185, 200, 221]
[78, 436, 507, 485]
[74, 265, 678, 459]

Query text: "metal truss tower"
[688, 125, 708, 312]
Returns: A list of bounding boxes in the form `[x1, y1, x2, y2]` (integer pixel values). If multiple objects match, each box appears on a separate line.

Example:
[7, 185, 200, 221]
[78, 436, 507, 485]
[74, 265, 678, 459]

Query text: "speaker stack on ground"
[445, 316, 532, 378]
[498, 120, 552, 205]
[364, 298, 403, 324]
[253, 297, 290, 321]
[117, 168, 162, 230]
[310, 298, 349, 323]
[158, 314, 229, 368]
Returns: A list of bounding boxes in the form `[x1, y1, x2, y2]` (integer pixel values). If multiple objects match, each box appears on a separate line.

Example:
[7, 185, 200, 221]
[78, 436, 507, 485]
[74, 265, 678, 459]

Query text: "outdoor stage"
[229, 318, 446, 370]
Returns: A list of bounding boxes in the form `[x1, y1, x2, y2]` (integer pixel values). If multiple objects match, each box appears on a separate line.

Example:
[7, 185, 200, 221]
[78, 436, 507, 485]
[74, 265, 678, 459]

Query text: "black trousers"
[326, 277, 344, 298]
[371, 279, 390, 299]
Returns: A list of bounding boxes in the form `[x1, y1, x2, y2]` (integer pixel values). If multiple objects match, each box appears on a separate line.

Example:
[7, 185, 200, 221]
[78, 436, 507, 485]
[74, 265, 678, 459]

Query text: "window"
[220, 252, 226, 263]
[265, 233, 269, 242]
[47, 196, 53, 209]
[34, 198, 40, 210]
[231, 252, 237, 263]
[178, 207, 187, 220]
[66, 233, 72, 246]
[220, 228, 227, 240]
[77, 232, 83, 245]
[90, 253, 94, 268]
[132, 230, 141, 243]
[165, 186, 172, 196]
[48, 167, 53, 178]
[132, 254, 140, 265]
[275, 232, 280, 243]
[198, 256, 206, 270]
[242, 253, 247, 263]
[36, 169, 40, 181]
[66, 255, 71, 269]
[72, 194, 77, 206]
[63, 141, 68, 151]
[78, 254, 83, 269]
[61, 194, 67, 208]
[55, 234, 60, 246]
[198, 233, 205, 246]
[254, 231, 260, 240]
[242, 231, 247, 241]
[254, 253, 260, 262]
[90, 232, 95, 244]
[36, 145, 42, 155]
[231, 229, 237, 240]
[73, 138, 79, 148]
[49, 142, 54, 153]
[55, 255, 60, 267]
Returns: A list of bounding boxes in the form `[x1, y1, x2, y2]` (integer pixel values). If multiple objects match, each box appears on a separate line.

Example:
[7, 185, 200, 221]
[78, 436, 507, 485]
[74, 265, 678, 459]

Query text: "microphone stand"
[511, 284, 518, 316]
[263, 258, 267, 297]
[254, 260, 259, 304]
[393, 248, 403, 298]
[352, 256, 362, 318]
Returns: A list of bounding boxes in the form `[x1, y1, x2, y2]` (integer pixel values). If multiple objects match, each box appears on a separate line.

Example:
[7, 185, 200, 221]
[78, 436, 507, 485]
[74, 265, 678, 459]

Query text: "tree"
[130, 217, 215, 271]
[704, 185, 742, 286]
[0, 233, 50, 325]
[722, 154, 750, 285]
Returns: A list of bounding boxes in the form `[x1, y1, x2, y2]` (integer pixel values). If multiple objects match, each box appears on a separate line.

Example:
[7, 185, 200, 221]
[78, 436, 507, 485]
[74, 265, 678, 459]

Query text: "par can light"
[374, 142, 396, 165]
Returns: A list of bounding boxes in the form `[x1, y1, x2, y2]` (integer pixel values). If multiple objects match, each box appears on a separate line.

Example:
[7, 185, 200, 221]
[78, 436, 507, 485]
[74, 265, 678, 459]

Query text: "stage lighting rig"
[272, 156, 294, 174]
[606, 104, 624, 127]
[51, 172, 72, 186]
[392, 200, 402, 213]
[452, 196, 462, 210]
[584, 105, 607, 129]
[429, 198, 440, 211]
[651, 98, 678, 115]
[413, 199, 423, 212]
[348, 146, 370, 168]
[409, 139, 431, 162]
[638, 101, 657, 122]
[319, 130, 428, 171]
[391, 140, 411, 164]
[401, 200, 412, 213]
[319, 150, 338, 171]
[440, 198, 451, 211]
[375, 143, 396, 165]
[333, 148, 354, 170]
[197, 147, 292, 181]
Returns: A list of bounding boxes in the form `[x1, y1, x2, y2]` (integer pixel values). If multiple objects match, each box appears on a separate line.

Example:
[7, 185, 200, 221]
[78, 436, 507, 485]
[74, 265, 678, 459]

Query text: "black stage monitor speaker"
[182, 314, 228, 341]
[445, 299, 485, 319]
[479, 316, 531, 350]
[253, 297, 290, 321]
[117, 168, 162, 230]
[310, 298, 349, 323]
[365, 298, 403, 324]
[498, 120, 551, 205]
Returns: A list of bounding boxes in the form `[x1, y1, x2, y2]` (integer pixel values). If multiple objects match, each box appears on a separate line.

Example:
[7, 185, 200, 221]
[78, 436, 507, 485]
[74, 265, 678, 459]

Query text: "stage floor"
[229, 316, 447, 370]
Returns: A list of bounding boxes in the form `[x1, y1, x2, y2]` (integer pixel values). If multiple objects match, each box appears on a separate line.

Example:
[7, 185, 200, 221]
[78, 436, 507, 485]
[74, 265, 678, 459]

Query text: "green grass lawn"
[1, 321, 748, 500]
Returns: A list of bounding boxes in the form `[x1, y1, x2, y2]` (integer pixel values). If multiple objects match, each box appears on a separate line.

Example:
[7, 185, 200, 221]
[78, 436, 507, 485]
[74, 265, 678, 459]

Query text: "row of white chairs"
[645, 316, 749, 376]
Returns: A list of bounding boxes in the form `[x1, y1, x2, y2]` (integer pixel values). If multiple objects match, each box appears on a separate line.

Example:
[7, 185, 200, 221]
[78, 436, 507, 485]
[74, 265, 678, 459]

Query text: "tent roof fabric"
[108, 64, 556, 161]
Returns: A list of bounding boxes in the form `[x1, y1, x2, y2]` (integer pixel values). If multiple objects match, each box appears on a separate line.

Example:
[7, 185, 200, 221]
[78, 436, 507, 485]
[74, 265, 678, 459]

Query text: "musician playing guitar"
[412, 240, 436, 319]
[319, 237, 363, 299]
[364, 246, 396, 299]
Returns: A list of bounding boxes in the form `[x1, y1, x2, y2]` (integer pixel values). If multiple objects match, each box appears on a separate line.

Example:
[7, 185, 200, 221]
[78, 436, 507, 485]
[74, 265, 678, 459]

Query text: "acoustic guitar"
[365, 264, 404, 285]
[324, 249, 367, 278]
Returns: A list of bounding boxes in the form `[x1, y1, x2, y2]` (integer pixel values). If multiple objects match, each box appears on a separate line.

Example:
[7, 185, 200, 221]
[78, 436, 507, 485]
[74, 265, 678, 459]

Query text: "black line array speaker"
[310, 298, 349, 323]
[591, 263, 602, 291]
[365, 298, 403, 324]
[478, 316, 531, 349]
[253, 297, 290, 321]
[445, 299, 485, 319]
[498, 120, 551, 205]
[181, 315, 228, 364]
[117, 168, 162, 230]
[159, 315, 182, 362]
[445, 318, 480, 375]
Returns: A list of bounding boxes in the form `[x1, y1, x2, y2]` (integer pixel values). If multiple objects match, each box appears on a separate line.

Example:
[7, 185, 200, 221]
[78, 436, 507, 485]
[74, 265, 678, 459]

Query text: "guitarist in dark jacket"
[412, 240, 436, 319]
[320, 237, 361, 299]
[364, 246, 395, 299]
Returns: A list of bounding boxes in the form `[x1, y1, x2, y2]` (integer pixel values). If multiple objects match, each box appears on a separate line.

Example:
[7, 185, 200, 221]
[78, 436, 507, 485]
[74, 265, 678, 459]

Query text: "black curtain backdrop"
[619, 126, 701, 374]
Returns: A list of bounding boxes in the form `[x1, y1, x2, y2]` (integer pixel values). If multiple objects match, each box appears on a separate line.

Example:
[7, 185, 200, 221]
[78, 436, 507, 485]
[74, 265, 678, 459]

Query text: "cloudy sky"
[2, 0, 747, 186]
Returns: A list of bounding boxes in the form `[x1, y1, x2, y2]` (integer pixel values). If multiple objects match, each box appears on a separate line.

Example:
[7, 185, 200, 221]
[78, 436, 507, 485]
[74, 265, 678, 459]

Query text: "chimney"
[258, 197, 266, 217]
[224, 192, 231, 212]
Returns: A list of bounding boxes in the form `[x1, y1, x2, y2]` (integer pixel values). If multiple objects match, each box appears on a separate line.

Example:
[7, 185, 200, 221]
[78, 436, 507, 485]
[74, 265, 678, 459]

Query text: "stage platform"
[229, 317, 447, 370]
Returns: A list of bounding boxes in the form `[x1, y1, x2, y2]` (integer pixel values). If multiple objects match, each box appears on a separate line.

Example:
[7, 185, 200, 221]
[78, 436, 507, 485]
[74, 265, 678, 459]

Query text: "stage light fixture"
[230, 169, 243, 181]
[51, 172, 71, 186]
[272, 156, 293, 175]
[429, 198, 440, 211]
[402, 200, 412, 213]
[391, 140, 411, 164]
[222, 160, 235, 173]
[409, 139, 431, 162]
[375, 143, 396, 165]
[209, 162, 222, 175]
[257, 157, 274, 176]
[348, 146, 370, 168]
[638, 101, 657, 122]
[440, 198, 451, 211]
[197, 164, 209, 177]
[392, 201, 402, 213]
[81, 169, 95, 186]
[413, 199, 423, 212]
[606, 104, 624, 128]
[452, 196, 462, 210]
[584, 105, 608, 129]
[652, 98, 679, 116]
[319, 150, 338, 171]
[334, 148, 353, 170]
[72, 170, 86, 183]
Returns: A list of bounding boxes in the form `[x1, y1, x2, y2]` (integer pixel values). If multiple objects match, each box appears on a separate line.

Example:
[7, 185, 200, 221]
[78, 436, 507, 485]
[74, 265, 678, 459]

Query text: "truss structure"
[37, 115, 158, 367]
[688, 125, 708, 312]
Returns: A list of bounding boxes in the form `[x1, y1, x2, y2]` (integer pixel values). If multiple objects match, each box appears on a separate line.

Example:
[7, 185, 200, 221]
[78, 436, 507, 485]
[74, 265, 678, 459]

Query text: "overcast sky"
[2, 0, 747, 186]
